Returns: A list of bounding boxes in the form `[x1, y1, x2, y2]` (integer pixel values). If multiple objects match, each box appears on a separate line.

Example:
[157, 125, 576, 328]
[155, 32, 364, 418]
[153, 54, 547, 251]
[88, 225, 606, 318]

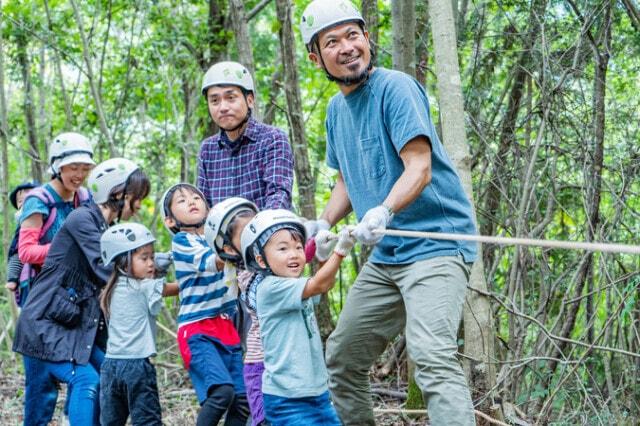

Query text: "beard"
[327, 59, 372, 86]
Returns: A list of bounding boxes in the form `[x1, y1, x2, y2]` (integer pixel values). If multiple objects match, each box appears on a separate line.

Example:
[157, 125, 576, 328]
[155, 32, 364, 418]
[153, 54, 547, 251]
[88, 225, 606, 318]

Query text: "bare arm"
[319, 172, 353, 226]
[382, 137, 432, 213]
[162, 281, 180, 297]
[301, 252, 346, 299]
[21, 213, 43, 229]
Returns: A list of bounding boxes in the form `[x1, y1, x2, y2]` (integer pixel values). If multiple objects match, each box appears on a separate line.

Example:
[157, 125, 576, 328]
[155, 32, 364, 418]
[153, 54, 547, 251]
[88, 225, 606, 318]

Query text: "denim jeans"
[100, 358, 162, 426]
[326, 256, 475, 426]
[23, 346, 103, 426]
[263, 391, 340, 426]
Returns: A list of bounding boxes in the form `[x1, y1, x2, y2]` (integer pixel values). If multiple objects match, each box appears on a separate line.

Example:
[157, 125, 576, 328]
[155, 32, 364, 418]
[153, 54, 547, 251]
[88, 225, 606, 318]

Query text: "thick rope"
[371, 229, 640, 254]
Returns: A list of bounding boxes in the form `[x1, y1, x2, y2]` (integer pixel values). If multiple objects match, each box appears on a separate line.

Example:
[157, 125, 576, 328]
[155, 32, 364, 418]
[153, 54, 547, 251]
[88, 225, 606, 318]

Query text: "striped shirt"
[172, 232, 238, 327]
[197, 117, 294, 210]
[238, 271, 264, 363]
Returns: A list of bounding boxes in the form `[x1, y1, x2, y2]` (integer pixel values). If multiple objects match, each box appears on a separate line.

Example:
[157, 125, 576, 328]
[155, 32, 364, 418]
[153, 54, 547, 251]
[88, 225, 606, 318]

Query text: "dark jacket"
[13, 203, 113, 365]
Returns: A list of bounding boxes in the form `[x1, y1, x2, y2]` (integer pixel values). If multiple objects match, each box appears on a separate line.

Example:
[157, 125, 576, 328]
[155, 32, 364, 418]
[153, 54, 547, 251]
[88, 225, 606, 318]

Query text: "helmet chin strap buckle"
[220, 107, 252, 137]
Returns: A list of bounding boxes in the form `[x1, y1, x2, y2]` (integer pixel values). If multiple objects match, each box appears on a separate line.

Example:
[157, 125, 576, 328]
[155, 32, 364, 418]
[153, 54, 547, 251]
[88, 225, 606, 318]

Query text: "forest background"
[0, 0, 639, 424]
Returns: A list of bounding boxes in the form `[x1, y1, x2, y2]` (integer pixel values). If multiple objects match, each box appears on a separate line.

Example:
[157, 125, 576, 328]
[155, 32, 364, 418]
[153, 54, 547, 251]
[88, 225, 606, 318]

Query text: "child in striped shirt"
[161, 183, 249, 426]
[203, 197, 265, 426]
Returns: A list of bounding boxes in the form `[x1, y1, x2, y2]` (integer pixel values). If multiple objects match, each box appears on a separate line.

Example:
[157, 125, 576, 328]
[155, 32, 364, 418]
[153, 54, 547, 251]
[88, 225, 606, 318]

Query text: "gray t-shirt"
[256, 275, 327, 398]
[105, 276, 164, 359]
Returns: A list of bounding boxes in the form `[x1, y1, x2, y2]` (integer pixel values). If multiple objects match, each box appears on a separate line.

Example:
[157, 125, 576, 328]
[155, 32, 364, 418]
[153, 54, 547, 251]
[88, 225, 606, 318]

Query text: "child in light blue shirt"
[99, 222, 179, 426]
[240, 209, 355, 425]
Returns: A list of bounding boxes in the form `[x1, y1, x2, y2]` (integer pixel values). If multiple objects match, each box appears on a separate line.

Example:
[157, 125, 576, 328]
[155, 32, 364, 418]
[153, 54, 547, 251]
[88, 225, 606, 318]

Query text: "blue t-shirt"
[20, 183, 75, 244]
[326, 68, 478, 264]
[256, 276, 327, 398]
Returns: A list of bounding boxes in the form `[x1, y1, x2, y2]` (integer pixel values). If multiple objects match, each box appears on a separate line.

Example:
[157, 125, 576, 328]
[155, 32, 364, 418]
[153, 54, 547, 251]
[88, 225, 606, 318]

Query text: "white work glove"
[303, 218, 330, 238]
[353, 205, 393, 245]
[154, 252, 173, 277]
[334, 227, 356, 257]
[314, 230, 338, 262]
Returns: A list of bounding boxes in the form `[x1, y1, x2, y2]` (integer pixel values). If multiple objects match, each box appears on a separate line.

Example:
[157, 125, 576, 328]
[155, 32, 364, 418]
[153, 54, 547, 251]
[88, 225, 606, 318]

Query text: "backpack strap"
[74, 187, 92, 207]
[23, 187, 58, 241]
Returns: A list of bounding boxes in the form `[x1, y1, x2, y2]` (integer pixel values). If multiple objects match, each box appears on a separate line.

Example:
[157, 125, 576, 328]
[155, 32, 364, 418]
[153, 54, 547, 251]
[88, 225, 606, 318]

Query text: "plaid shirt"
[197, 117, 294, 210]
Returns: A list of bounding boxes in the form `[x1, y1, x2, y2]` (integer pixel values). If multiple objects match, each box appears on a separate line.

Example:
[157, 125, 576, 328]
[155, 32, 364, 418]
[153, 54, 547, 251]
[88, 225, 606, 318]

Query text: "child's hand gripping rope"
[154, 252, 173, 277]
[313, 226, 356, 261]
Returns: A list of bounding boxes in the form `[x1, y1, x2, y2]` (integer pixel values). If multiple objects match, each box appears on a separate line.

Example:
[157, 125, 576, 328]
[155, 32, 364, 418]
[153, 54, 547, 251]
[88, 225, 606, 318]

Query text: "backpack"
[15, 186, 92, 306]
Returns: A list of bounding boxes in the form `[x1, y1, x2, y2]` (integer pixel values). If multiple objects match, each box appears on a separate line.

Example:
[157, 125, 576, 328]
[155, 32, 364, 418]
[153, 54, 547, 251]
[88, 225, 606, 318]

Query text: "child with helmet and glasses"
[98, 223, 179, 426]
[161, 184, 250, 426]
[13, 158, 150, 426]
[203, 197, 270, 426]
[240, 209, 356, 426]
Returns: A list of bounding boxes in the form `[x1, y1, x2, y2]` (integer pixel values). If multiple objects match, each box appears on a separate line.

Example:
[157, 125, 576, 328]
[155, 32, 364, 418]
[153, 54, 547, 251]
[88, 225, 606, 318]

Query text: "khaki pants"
[326, 256, 475, 426]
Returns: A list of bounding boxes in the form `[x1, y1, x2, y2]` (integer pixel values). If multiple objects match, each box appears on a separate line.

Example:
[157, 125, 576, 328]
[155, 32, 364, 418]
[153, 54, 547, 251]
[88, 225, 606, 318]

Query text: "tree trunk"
[229, 0, 259, 118]
[15, 31, 43, 182]
[69, 0, 115, 155]
[274, 0, 329, 337]
[428, 0, 501, 421]
[261, 58, 282, 125]
[391, 0, 416, 77]
[0, 0, 19, 324]
[43, 0, 74, 129]
[361, 0, 379, 64]
[38, 45, 50, 151]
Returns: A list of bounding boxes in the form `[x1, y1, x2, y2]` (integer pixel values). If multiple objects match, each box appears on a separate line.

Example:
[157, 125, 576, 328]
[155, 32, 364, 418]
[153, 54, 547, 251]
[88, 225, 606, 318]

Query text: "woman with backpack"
[14, 132, 95, 425]
[17, 132, 96, 306]
[13, 158, 151, 426]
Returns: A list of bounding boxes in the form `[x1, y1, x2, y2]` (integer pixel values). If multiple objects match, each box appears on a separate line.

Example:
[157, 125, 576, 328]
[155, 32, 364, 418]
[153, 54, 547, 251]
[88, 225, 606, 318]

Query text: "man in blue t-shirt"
[300, 1, 477, 425]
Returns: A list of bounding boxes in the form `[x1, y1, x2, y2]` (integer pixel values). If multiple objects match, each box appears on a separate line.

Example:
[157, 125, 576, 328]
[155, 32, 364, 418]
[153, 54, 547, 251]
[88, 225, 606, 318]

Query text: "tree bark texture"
[15, 31, 43, 182]
[428, 0, 500, 420]
[274, 0, 329, 337]
[391, 0, 416, 77]
[229, 0, 259, 118]
[361, 0, 379, 64]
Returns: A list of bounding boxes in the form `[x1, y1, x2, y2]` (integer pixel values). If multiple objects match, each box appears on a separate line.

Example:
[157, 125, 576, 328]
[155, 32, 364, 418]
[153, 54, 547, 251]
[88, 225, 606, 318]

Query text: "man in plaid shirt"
[197, 61, 293, 210]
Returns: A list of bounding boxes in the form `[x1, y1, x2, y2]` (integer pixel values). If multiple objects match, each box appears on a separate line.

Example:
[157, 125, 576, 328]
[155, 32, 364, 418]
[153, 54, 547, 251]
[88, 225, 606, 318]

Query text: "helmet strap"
[218, 235, 244, 265]
[173, 217, 207, 232]
[220, 105, 252, 138]
[312, 25, 374, 87]
[115, 180, 131, 223]
[254, 245, 273, 275]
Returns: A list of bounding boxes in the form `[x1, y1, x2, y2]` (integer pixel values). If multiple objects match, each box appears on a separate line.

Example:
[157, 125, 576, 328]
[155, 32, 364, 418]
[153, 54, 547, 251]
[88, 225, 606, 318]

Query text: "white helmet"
[88, 158, 140, 204]
[300, 0, 365, 46]
[240, 209, 306, 273]
[100, 222, 155, 265]
[160, 183, 208, 235]
[201, 61, 254, 96]
[49, 132, 96, 174]
[204, 197, 258, 258]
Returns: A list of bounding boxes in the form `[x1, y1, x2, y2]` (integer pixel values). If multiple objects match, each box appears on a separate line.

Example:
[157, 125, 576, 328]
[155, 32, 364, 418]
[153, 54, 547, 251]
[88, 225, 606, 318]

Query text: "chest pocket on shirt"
[360, 137, 386, 179]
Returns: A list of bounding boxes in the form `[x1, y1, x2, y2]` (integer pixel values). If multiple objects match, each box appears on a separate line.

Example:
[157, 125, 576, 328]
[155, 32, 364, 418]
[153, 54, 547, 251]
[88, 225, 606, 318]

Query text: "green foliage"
[1, 0, 639, 422]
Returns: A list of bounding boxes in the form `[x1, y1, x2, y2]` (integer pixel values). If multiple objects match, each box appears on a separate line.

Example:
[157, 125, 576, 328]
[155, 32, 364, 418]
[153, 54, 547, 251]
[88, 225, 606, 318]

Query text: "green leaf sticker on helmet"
[118, 163, 125, 170]
[223, 68, 231, 77]
[306, 15, 314, 27]
[235, 70, 243, 79]
[91, 183, 99, 192]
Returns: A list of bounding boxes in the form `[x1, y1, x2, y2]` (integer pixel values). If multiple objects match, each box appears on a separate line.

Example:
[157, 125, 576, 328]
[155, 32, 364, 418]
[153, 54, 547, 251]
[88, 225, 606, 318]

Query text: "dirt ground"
[0, 357, 424, 425]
